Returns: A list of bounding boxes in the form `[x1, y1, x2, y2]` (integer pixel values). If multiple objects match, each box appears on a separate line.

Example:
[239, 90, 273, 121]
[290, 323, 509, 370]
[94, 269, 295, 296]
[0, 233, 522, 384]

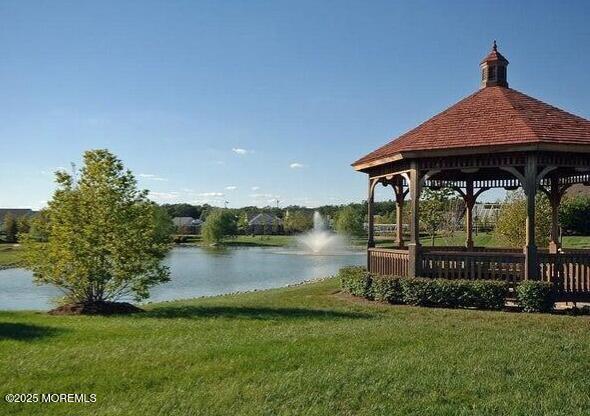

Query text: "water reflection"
[0, 246, 363, 311]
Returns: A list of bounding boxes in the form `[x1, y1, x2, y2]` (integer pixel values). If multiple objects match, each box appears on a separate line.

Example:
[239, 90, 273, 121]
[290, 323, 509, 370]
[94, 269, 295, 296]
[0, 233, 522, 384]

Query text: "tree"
[152, 205, 175, 244]
[335, 206, 365, 237]
[420, 187, 453, 246]
[202, 210, 237, 244]
[559, 196, 590, 235]
[18, 215, 31, 235]
[21, 149, 170, 305]
[283, 211, 313, 234]
[2, 213, 18, 243]
[27, 210, 50, 242]
[237, 213, 249, 235]
[161, 203, 202, 219]
[493, 190, 551, 247]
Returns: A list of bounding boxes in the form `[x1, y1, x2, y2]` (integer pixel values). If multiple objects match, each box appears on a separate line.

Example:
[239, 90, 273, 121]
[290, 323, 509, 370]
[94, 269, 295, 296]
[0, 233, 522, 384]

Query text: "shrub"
[399, 278, 434, 306]
[468, 280, 510, 310]
[515, 281, 555, 312]
[399, 278, 508, 310]
[337, 267, 511, 311]
[372, 275, 403, 304]
[339, 266, 373, 299]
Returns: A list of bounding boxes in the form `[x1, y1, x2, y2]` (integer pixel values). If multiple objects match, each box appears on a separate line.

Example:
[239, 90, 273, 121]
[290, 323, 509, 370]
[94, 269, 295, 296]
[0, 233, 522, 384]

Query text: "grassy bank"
[0, 245, 23, 268]
[1, 278, 589, 415]
[177, 234, 298, 248]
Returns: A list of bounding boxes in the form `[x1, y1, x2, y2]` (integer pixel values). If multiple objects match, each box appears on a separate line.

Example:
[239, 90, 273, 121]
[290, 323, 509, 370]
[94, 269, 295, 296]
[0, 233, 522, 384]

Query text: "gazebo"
[353, 42, 590, 301]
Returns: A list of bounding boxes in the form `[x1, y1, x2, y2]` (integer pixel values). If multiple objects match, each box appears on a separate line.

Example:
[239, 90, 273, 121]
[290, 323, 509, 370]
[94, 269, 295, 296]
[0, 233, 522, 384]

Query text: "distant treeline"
[160, 201, 398, 222]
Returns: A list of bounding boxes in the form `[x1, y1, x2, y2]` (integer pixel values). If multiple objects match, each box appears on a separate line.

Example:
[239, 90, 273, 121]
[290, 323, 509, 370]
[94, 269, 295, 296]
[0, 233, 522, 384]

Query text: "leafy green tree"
[283, 211, 313, 234]
[27, 210, 50, 242]
[335, 206, 365, 237]
[494, 190, 551, 247]
[161, 203, 202, 219]
[237, 212, 249, 235]
[559, 196, 590, 235]
[17, 216, 31, 235]
[2, 213, 18, 243]
[420, 187, 453, 246]
[202, 210, 237, 244]
[199, 205, 213, 221]
[21, 149, 170, 305]
[152, 205, 175, 244]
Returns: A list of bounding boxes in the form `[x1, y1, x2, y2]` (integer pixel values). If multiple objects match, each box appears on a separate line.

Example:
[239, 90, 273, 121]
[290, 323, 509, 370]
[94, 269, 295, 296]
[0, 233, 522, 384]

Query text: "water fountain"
[297, 211, 346, 254]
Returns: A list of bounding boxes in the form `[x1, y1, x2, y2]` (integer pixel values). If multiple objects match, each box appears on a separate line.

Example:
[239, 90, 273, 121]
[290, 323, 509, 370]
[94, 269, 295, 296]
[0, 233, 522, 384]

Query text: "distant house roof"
[248, 213, 283, 226]
[0, 209, 35, 222]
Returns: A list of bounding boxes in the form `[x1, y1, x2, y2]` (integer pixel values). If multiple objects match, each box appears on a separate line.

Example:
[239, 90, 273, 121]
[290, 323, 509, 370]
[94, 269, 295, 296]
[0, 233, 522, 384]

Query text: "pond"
[0, 246, 364, 311]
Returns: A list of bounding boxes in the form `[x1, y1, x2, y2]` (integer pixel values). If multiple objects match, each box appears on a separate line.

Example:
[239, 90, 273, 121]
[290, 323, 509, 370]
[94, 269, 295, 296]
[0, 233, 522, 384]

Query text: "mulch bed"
[49, 301, 144, 315]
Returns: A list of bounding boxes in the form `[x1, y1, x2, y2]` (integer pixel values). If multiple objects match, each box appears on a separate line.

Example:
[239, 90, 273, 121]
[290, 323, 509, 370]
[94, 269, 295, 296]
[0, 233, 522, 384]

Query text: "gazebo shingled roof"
[354, 83, 590, 169]
[353, 42, 590, 301]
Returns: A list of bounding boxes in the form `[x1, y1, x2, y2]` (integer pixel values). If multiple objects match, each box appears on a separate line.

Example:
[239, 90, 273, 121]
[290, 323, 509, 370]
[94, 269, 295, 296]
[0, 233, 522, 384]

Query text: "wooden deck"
[368, 247, 590, 301]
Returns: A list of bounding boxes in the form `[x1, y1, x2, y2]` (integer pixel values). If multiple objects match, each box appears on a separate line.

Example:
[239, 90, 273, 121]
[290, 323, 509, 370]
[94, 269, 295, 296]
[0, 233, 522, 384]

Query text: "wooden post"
[394, 181, 405, 248]
[549, 175, 561, 254]
[367, 179, 375, 249]
[408, 163, 421, 277]
[524, 154, 539, 280]
[465, 178, 475, 250]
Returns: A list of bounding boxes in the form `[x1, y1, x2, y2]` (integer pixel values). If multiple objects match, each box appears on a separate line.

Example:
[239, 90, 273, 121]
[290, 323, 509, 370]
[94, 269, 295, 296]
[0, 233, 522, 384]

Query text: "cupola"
[480, 40, 509, 88]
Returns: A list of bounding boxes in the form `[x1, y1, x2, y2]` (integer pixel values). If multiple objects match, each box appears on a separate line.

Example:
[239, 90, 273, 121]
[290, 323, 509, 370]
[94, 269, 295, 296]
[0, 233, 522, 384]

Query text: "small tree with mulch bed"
[21, 149, 171, 315]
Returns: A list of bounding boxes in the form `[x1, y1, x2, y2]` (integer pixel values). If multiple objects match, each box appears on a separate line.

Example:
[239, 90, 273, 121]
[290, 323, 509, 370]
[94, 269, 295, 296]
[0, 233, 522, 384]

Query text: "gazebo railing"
[421, 250, 525, 282]
[368, 248, 409, 277]
[539, 251, 590, 295]
[421, 246, 524, 254]
[368, 247, 590, 299]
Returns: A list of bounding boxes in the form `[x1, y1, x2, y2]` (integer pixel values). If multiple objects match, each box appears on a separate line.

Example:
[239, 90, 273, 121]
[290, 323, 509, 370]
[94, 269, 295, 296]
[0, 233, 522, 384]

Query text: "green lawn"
[2, 278, 590, 415]
[0, 244, 23, 267]
[224, 234, 296, 247]
[375, 232, 590, 250]
[177, 234, 298, 248]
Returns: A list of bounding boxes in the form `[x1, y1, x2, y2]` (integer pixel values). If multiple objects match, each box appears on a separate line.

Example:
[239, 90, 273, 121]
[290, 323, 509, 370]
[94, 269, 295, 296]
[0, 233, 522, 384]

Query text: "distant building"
[172, 217, 203, 234]
[247, 213, 283, 235]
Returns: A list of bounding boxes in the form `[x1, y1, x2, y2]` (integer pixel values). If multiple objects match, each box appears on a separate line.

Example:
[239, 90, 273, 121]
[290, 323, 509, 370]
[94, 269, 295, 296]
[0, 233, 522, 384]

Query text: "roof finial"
[492, 40, 497, 52]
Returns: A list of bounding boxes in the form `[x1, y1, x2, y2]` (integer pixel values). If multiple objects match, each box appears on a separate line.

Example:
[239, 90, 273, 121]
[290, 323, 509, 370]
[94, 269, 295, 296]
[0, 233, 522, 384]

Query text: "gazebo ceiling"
[353, 43, 590, 171]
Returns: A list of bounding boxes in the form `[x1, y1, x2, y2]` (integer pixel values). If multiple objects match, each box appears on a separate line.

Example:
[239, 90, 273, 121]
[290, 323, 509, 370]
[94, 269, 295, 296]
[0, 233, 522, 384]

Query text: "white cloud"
[289, 163, 304, 169]
[232, 147, 252, 155]
[35, 200, 48, 210]
[148, 191, 180, 201]
[251, 186, 260, 191]
[197, 192, 224, 197]
[138, 173, 167, 181]
[250, 193, 280, 199]
[225, 186, 237, 191]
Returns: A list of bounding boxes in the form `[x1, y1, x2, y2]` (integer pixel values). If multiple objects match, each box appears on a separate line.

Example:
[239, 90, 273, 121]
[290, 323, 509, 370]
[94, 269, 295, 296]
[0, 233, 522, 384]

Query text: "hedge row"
[339, 266, 555, 312]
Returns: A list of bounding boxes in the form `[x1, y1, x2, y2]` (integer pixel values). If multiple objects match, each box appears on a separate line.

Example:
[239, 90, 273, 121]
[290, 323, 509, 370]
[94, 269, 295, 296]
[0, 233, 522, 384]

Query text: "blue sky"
[1, 1, 589, 209]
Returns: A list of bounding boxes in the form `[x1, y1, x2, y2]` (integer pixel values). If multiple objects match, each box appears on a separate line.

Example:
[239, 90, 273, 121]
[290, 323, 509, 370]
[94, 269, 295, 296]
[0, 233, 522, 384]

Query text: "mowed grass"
[1, 278, 590, 416]
[375, 232, 590, 250]
[0, 244, 24, 267]
[178, 234, 298, 248]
